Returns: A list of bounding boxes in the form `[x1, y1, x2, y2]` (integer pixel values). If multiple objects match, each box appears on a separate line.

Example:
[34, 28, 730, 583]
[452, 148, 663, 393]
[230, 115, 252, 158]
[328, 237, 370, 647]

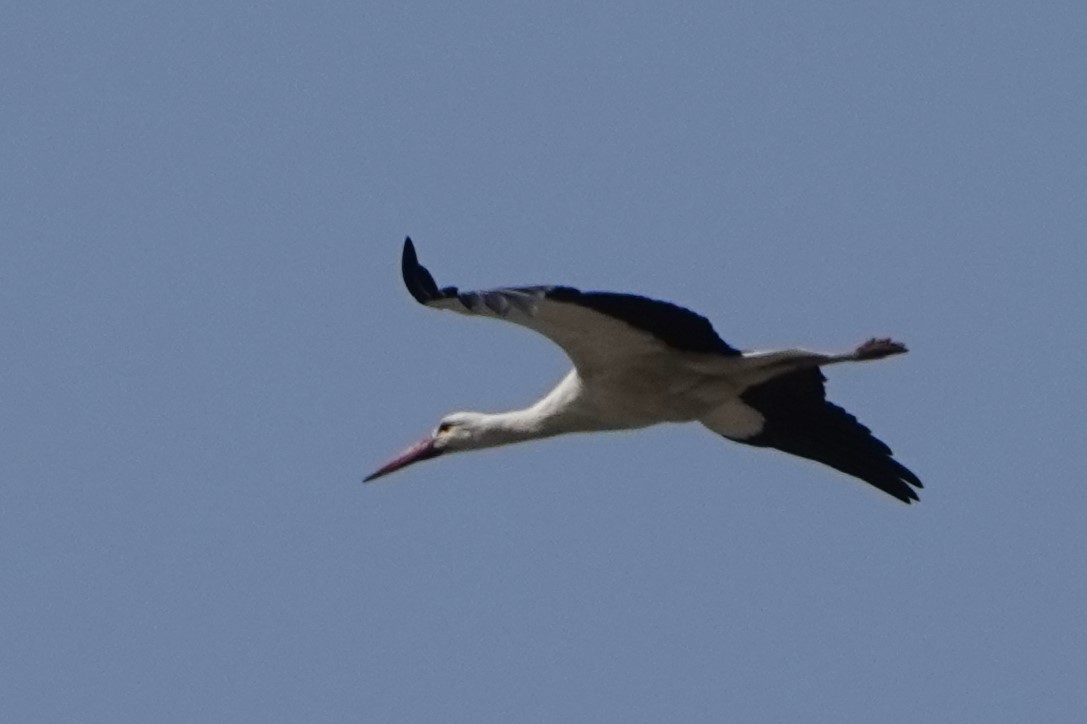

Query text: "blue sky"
[3, 2, 1085, 722]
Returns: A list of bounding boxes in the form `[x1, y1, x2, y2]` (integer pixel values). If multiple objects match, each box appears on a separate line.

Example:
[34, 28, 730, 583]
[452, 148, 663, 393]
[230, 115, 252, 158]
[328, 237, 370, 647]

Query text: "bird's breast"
[579, 363, 739, 427]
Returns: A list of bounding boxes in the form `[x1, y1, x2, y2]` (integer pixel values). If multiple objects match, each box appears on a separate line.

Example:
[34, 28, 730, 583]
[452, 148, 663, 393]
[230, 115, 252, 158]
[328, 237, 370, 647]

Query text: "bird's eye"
[437, 422, 453, 435]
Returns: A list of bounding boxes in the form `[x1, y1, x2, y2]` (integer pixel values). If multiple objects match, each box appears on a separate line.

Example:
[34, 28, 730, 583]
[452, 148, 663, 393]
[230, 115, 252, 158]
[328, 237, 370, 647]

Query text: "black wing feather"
[402, 238, 456, 302]
[738, 369, 923, 503]
[545, 287, 740, 356]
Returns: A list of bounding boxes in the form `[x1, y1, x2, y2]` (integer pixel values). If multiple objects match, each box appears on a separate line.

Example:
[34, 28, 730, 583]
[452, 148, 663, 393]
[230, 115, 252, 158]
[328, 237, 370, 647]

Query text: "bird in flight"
[366, 238, 922, 503]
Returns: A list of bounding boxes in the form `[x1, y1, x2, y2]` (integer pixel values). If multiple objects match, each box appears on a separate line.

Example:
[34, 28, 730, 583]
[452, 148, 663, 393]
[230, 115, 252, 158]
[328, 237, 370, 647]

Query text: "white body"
[366, 238, 922, 504]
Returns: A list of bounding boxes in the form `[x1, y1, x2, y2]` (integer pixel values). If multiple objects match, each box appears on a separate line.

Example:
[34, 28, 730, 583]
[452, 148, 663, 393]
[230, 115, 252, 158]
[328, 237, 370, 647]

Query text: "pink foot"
[854, 337, 908, 360]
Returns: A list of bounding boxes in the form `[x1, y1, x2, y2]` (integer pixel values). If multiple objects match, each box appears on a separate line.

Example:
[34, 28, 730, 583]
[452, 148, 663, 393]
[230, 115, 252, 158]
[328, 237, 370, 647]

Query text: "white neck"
[465, 370, 594, 449]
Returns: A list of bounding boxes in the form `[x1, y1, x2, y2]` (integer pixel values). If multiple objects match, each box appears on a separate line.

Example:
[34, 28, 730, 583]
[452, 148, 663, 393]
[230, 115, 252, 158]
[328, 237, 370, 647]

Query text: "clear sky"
[3, 3, 1085, 722]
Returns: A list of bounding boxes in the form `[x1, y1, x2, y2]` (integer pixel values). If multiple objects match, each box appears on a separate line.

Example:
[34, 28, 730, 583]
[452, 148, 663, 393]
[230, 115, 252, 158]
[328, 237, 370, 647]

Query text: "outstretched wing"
[401, 237, 740, 376]
[704, 368, 923, 503]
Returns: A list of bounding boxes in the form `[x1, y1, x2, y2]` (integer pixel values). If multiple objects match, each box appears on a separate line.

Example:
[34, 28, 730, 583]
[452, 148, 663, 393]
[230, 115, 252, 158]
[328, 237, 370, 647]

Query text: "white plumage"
[365, 238, 922, 503]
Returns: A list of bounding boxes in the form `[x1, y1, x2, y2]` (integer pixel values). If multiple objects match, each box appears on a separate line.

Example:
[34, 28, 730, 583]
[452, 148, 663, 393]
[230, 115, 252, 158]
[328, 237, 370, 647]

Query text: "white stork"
[366, 238, 922, 503]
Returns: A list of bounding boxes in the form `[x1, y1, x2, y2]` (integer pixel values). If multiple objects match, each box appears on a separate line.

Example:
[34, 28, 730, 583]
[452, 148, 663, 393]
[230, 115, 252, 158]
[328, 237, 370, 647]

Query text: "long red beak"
[364, 438, 442, 483]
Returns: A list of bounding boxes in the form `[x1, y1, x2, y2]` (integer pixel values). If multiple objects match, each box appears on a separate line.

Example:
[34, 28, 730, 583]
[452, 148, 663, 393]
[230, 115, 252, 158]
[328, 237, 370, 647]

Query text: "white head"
[364, 411, 510, 483]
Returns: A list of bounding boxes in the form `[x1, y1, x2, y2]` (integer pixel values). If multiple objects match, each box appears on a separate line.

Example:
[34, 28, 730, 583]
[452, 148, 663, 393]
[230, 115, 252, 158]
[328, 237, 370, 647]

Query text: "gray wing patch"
[458, 288, 546, 318]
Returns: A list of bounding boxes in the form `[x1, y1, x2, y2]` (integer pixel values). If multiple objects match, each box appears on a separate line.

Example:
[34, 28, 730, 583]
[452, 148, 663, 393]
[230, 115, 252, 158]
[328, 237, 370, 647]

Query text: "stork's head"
[364, 412, 489, 483]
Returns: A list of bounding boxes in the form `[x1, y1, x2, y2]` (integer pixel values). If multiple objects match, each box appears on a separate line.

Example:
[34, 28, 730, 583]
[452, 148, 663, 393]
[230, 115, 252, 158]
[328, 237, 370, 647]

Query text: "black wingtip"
[897, 486, 921, 504]
[401, 236, 441, 304]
